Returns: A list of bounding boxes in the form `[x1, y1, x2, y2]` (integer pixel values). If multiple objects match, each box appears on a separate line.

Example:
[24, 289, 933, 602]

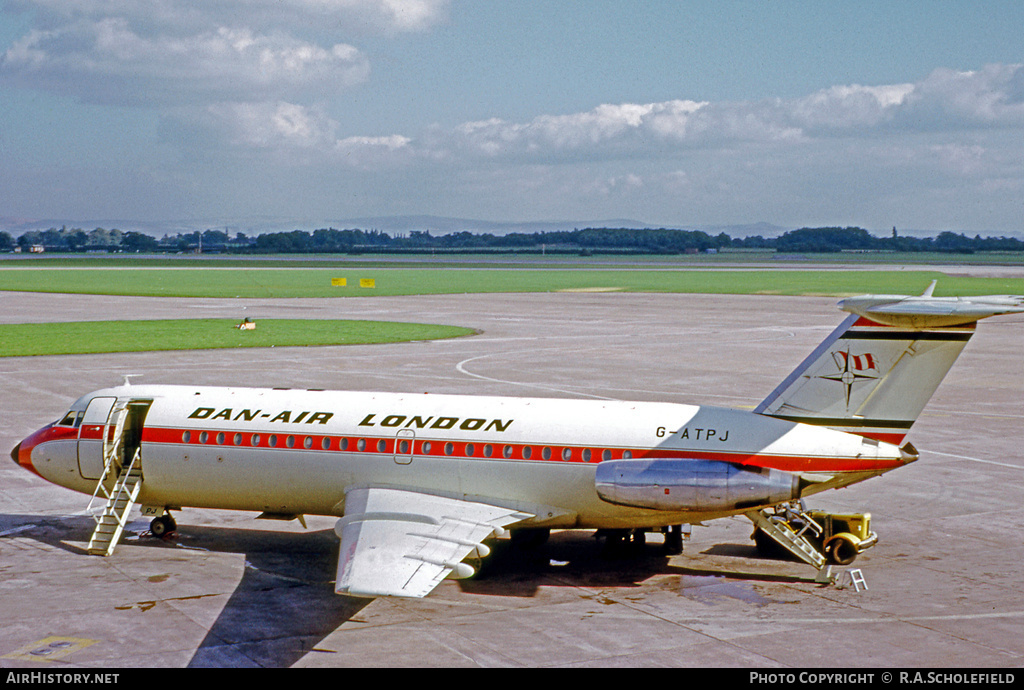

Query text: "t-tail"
[754, 281, 1024, 444]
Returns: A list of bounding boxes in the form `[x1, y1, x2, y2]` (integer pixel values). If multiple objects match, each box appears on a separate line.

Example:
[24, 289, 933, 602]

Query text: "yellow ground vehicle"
[752, 505, 878, 565]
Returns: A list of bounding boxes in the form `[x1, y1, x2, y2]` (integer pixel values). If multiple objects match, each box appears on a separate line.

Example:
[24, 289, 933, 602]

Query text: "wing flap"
[335, 487, 532, 598]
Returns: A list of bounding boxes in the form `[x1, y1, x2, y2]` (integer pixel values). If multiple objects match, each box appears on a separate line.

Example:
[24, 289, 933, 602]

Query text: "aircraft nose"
[11, 442, 20, 466]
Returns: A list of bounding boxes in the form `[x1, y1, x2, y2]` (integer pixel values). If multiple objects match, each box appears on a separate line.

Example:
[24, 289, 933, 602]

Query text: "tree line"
[3, 225, 1023, 255]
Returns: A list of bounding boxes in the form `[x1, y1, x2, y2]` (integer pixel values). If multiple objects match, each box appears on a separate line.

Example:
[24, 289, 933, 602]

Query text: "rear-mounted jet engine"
[595, 459, 800, 512]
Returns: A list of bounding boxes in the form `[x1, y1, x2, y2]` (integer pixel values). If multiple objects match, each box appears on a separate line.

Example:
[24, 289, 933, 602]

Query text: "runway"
[2, 290, 1023, 667]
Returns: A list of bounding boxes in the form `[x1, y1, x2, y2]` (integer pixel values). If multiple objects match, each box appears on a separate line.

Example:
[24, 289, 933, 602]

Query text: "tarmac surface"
[1, 285, 1023, 668]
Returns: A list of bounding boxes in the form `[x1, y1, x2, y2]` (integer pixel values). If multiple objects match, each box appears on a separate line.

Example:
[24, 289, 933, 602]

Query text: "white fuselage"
[16, 384, 912, 528]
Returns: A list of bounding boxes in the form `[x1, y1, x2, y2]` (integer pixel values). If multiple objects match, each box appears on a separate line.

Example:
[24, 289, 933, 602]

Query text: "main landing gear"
[595, 524, 689, 556]
[149, 513, 177, 538]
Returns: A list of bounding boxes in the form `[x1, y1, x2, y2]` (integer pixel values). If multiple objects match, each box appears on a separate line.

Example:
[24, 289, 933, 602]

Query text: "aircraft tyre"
[826, 536, 858, 566]
[150, 514, 177, 537]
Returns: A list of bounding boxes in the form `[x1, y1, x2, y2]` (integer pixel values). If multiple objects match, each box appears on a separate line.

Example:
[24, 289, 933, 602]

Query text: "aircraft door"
[77, 396, 117, 480]
[394, 429, 415, 465]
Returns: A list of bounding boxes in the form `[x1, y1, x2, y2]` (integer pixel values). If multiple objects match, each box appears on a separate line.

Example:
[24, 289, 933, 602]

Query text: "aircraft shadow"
[0, 513, 367, 668]
[456, 529, 814, 597]
[1, 515, 812, 667]
[170, 526, 370, 668]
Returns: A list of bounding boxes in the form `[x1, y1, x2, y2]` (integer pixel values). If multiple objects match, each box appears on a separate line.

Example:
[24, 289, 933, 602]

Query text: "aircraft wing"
[334, 487, 533, 598]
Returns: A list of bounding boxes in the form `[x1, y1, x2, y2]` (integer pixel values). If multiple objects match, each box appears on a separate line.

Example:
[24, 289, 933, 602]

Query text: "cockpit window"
[57, 410, 84, 427]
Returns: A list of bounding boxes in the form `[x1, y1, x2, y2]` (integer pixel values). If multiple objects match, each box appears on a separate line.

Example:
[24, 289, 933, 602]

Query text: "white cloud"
[0, 0, 448, 162]
[1, 19, 369, 105]
[424, 64, 1024, 165]
[901, 63, 1024, 126]
[790, 83, 914, 130]
[204, 101, 339, 149]
[3, 0, 451, 34]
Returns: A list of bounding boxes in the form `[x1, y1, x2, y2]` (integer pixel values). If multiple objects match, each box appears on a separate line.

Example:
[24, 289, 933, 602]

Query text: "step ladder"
[746, 505, 827, 572]
[86, 448, 143, 556]
[842, 568, 868, 592]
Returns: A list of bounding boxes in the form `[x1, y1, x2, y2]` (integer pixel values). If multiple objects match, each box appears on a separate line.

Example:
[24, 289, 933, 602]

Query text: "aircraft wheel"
[826, 536, 858, 565]
[150, 514, 176, 537]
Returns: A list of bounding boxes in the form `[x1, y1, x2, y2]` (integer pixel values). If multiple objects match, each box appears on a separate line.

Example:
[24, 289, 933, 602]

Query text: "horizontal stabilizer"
[839, 282, 1024, 328]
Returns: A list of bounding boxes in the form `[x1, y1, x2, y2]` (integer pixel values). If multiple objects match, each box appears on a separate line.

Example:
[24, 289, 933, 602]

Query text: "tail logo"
[817, 349, 879, 408]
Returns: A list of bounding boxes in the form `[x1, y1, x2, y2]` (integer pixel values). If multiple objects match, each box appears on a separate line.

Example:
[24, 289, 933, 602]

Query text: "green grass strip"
[0, 319, 476, 357]
[2, 268, 1023, 298]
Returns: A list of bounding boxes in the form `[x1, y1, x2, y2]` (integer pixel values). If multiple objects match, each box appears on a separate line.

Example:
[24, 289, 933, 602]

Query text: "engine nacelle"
[595, 458, 800, 512]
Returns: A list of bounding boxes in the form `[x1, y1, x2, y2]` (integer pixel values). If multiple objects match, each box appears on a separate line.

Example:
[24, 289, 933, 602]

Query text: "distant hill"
[2, 214, 797, 238]
[4, 214, 1020, 241]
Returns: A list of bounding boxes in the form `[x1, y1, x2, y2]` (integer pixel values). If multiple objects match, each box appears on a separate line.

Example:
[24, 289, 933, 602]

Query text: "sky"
[1, 0, 1023, 236]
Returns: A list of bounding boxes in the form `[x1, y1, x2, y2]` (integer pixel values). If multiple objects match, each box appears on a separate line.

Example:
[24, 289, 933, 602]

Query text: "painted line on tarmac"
[0, 524, 36, 538]
[926, 449, 1024, 470]
[676, 608, 1024, 626]
[456, 352, 618, 401]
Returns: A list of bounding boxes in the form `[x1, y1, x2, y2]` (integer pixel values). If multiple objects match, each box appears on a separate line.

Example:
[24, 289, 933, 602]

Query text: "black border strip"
[842, 330, 973, 341]
[770, 416, 914, 429]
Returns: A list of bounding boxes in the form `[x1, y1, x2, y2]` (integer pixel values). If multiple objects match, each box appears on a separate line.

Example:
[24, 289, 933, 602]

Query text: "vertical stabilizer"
[754, 307, 977, 444]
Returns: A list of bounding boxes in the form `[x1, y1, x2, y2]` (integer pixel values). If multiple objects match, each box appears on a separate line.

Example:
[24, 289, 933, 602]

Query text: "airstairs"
[85, 402, 144, 556]
[746, 503, 827, 571]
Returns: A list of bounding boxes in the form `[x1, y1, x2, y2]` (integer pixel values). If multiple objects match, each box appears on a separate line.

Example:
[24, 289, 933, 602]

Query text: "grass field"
[3, 258, 1021, 356]
[5, 250, 1024, 268]
[0, 319, 476, 357]
[2, 267, 1023, 298]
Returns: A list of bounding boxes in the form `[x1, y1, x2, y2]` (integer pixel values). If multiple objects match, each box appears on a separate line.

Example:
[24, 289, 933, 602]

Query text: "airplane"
[11, 285, 1024, 598]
